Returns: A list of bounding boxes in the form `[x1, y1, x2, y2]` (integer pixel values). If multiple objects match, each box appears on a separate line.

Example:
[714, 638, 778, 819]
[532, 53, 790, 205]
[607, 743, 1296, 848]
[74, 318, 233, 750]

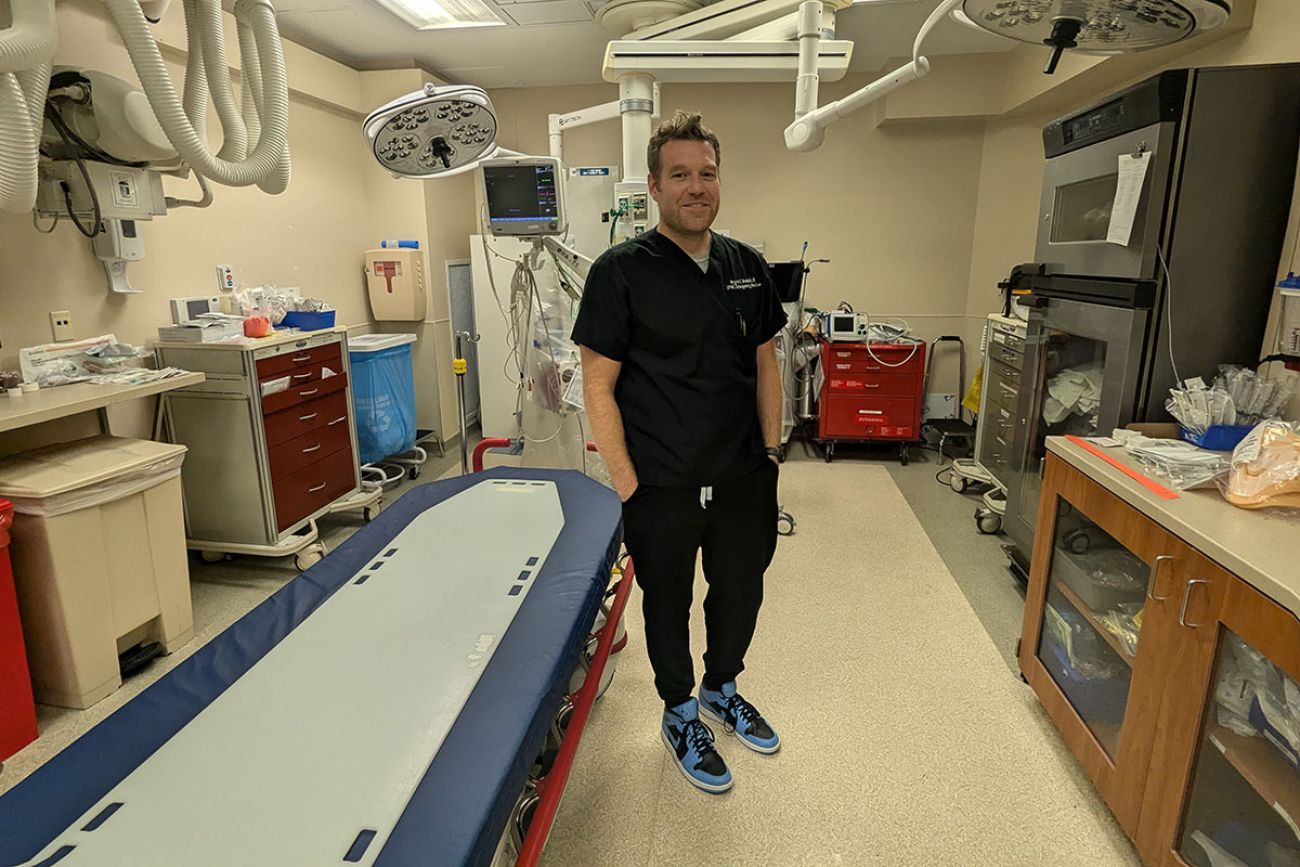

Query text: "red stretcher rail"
[515, 560, 633, 867]
[469, 436, 630, 866]
[471, 438, 600, 473]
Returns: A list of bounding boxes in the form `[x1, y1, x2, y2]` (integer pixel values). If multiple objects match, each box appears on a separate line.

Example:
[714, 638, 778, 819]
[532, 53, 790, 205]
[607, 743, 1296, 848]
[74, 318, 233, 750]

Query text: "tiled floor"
[1, 440, 1141, 867]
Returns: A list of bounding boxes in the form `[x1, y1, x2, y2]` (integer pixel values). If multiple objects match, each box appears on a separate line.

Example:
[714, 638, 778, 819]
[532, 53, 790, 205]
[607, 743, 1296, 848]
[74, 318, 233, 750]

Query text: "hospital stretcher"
[0, 465, 632, 867]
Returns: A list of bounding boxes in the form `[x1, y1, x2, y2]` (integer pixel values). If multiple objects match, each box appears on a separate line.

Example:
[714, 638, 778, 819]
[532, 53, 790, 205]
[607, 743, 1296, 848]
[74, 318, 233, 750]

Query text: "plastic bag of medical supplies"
[1216, 419, 1300, 511]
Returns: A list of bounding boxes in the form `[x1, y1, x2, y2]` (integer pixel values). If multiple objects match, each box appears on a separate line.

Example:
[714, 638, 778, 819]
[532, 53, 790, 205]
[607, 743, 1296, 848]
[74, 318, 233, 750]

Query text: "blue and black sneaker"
[661, 698, 733, 794]
[699, 681, 780, 754]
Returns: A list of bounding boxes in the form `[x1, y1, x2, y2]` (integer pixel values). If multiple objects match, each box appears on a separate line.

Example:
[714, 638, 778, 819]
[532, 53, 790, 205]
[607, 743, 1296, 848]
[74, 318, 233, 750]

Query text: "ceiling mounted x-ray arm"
[784, 0, 956, 151]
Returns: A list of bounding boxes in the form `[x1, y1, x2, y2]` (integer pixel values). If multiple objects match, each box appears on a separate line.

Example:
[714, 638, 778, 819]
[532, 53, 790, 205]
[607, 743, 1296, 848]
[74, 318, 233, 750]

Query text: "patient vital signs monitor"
[481, 157, 565, 237]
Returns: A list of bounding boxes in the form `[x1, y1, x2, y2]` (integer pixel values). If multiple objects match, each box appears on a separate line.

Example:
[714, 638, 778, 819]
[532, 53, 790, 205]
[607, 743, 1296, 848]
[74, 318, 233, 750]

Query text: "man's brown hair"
[647, 110, 721, 179]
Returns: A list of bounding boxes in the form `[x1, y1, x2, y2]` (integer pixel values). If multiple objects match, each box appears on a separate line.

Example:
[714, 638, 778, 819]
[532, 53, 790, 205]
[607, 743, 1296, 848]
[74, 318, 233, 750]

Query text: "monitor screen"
[483, 163, 559, 228]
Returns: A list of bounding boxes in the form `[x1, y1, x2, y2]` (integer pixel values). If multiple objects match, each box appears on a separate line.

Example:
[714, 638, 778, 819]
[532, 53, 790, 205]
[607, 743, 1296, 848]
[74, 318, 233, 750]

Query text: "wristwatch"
[764, 446, 784, 462]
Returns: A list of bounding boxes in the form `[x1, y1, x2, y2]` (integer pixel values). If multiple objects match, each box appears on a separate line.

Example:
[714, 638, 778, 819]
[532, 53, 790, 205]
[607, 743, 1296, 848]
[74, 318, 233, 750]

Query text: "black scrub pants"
[620, 461, 780, 709]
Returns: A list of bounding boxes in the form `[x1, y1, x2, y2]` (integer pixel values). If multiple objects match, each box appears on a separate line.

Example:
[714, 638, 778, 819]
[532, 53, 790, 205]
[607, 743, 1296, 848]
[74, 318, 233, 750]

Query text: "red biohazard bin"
[0, 497, 38, 761]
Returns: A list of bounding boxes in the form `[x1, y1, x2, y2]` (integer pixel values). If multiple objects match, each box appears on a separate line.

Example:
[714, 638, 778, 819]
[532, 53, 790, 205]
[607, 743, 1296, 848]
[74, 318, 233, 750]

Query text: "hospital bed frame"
[0, 456, 633, 867]
[469, 436, 633, 866]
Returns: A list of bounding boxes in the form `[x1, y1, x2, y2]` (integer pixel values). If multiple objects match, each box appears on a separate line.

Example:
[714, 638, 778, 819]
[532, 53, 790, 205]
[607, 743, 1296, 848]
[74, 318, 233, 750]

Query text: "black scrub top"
[571, 228, 788, 488]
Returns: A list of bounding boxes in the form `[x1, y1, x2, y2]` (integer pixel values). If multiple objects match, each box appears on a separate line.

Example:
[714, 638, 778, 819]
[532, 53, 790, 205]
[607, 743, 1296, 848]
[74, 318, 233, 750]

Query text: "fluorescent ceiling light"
[373, 0, 506, 30]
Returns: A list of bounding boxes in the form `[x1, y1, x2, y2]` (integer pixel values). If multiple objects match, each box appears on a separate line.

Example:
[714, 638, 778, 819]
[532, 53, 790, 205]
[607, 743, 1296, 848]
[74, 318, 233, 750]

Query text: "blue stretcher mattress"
[0, 468, 622, 867]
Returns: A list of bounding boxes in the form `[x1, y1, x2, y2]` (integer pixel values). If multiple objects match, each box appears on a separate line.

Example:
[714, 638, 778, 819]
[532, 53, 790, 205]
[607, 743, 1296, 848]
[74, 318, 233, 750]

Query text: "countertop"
[152, 326, 349, 352]
[0, 373, 207, 434]
[1048, 435, 1300, 618]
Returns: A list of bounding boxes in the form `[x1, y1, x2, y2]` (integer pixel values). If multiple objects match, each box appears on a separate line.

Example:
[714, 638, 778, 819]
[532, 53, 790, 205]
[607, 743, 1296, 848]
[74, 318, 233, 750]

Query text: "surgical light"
[960, 0, 1231, 73]
[363, 83, 500, 178]
[371, 0, 506, 30]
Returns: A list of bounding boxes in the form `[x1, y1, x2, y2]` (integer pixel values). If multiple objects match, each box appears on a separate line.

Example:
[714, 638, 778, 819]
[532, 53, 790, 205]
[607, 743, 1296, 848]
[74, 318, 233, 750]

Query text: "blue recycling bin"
[348, 334, 418, 464]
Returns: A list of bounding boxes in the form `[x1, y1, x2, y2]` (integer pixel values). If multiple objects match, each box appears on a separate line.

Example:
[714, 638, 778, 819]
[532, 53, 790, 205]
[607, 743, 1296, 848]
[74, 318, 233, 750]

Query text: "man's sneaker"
[661, 698, 733, 793]
[699, 681, 781, 754]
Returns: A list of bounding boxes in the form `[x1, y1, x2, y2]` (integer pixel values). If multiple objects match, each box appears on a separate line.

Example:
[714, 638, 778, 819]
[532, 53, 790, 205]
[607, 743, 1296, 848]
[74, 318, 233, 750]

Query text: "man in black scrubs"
[573, 110, 786, 794]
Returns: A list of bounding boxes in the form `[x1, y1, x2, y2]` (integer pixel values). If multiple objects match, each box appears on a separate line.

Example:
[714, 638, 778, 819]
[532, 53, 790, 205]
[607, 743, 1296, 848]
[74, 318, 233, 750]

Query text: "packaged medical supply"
[19, 335, 151, 387]
[243, 316, 273, 338]
[1128, 438, 1230, 491]
[1218, 420, 1300, 511]
[1213, 365, 1298, 426]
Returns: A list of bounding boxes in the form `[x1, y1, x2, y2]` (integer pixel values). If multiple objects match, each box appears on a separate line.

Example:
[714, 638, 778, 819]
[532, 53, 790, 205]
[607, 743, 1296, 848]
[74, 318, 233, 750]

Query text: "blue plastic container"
[280, 310, 336, 331]
[348, 334, 418, 464]
[1180, 425, 1253, 452]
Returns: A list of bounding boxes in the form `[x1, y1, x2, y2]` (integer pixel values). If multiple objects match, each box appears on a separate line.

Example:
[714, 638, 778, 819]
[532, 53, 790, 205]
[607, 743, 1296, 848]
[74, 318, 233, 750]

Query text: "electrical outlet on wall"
[50, 311, 74, 342]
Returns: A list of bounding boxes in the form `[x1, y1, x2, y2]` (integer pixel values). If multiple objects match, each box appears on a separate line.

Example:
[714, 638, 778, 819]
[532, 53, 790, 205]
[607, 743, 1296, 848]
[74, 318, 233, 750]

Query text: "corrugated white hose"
[235, 15, 289, 194]
[101, 0, 289, 189]
[195, 0, 248, 160]
[182, 0, 209, 144]
[0, 0, 56, 214]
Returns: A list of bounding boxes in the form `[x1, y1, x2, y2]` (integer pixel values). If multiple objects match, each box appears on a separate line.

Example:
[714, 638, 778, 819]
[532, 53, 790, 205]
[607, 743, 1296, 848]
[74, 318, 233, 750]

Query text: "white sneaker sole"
[698, 703, 782, 754]
[660, 728, 733, 793]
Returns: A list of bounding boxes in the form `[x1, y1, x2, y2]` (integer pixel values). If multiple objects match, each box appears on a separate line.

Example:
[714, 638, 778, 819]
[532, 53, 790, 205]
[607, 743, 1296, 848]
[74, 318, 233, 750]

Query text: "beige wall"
[0, 0, 380, 373]
[487, 76, 989, 400]
[7, 0, 1299, 439]
[0, 2, 462, 444]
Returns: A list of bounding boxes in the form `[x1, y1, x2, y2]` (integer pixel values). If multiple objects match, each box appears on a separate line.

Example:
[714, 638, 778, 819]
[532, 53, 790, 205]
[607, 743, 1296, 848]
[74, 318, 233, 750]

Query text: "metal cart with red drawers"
[816, 339, 927, 465]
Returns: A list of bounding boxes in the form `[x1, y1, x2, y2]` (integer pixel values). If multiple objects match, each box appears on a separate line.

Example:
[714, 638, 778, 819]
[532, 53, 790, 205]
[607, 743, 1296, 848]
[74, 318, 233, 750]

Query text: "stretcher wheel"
[407, 466, 421, 480]
[200, 550, 227, 564]
[1065, 529, 1091, 554]
[975, 509, 1002, 535]
[777, 511, 795, 537]
[295, 547, 324, 571]
[363, 508, 375, 523]
[949, 473, 968, 494]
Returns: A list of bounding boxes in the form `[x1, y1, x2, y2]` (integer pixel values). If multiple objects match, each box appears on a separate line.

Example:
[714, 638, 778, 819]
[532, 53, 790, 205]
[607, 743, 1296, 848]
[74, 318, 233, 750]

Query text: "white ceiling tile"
[275, 0, 1012, 88]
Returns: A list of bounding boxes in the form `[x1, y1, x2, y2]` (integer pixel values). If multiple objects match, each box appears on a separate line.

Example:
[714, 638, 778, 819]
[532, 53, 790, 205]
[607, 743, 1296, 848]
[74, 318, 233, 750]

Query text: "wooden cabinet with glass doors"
[1022, 452, 1300, 867]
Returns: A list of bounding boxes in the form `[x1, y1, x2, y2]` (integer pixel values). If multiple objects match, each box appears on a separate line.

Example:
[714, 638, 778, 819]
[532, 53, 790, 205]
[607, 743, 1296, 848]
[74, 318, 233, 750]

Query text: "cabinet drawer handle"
[293, 372, 313, 380]
[328, 415, 347, 426]
[298, 388, 319, 397]
[298, 412, 319, 422]
[292, 354, 312, 363]
[308, 482, 328, 493]
[864, 384, 880, 389]
[1147, 555, 1176, 602]
[302, 443, 322, 454]
[1179, 578, 1211, 628]
[858, 409, 883, 415]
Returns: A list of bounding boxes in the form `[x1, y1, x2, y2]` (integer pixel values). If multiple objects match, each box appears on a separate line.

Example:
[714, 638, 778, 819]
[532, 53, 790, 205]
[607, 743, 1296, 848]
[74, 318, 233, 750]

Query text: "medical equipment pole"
[454, 330, 476, 475]
[619, 75, 654, 180]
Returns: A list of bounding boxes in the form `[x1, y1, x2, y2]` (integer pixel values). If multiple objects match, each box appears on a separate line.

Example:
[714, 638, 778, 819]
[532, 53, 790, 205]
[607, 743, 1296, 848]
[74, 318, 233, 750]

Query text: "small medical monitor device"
[480, 157, 566, 237]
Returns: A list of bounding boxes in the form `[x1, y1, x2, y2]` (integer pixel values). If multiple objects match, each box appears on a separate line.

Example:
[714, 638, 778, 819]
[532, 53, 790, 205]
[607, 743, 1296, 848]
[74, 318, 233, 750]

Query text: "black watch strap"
[764, 446, 783, 459]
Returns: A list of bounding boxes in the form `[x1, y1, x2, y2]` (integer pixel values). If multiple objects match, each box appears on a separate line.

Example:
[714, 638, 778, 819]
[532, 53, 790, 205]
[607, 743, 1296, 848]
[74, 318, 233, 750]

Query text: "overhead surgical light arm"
[784, 0, 959, 152]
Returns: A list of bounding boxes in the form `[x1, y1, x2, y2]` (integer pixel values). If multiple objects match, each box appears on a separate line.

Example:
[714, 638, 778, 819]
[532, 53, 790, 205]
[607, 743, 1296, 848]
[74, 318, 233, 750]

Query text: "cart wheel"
[824, 444, 834, 463]
[900, 445, 909, 466]
[777, 511, 796, 537]
[975, 509, 1002, 535]
[1067, 531, 1090, 555]
[949, 473, 968, 494]
[199, 550, 226, 564]
[296, 547, 324, 571]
